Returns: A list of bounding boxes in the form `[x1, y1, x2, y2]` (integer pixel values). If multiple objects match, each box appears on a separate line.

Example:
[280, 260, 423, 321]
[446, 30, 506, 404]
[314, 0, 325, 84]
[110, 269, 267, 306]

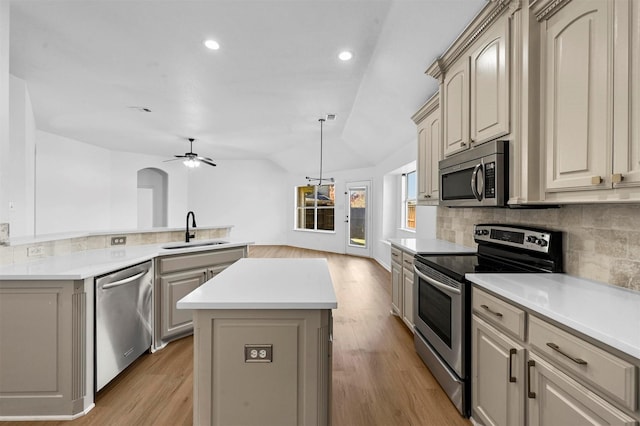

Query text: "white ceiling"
[9, 0, 485, 175]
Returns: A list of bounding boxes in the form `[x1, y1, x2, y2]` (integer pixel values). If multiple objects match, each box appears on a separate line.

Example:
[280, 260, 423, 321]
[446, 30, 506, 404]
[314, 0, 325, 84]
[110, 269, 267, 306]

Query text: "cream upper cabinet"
[542, 0, 611, 193]
[443, 58, 471, 157]
[470, 15, 510, 146]
[441, 12, 510, 158]
[539, 0, 640, 202]
[612, 0, 640, 188]
[413, 94, 440, 205]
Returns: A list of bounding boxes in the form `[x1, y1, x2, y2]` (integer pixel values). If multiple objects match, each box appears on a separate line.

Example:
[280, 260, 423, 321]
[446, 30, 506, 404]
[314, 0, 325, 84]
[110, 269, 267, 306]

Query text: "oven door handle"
[471, 163, 483, 201]
[414, 267, 461, 296]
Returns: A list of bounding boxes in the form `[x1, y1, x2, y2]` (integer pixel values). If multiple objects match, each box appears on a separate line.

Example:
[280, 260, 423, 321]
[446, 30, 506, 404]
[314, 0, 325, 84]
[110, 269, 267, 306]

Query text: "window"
[403, 171, 416, 230]
[295, 184, 335, 231]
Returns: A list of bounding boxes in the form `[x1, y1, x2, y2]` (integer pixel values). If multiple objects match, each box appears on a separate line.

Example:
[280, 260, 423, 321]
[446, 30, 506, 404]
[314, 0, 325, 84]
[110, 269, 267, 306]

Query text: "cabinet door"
[543, 0, 612, 192]
[527, 354, 636, 426]
[443, 58, 470, 157]
[418, 106, 441, 204]
[391, 261, 402, 316]
[472, 315, 525, 426]
[470, 14, 509, 145]
[160, 268, 207, 340]
[402, 269, 414, 330]
[613, 0, 640, 187]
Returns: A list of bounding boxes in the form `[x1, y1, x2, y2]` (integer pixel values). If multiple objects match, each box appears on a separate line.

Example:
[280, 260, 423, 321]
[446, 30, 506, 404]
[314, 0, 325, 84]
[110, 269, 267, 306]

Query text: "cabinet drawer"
[391, 246, 402, 264]
[158, 247, 245, 274]
[529, 315, 637, 411]
[402, 252, 414, 273]
[472, 288, 526, 341]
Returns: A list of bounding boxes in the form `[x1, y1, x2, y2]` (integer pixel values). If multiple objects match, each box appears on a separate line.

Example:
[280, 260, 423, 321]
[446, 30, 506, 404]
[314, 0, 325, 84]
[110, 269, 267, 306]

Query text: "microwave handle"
[471, 163, 484, 201]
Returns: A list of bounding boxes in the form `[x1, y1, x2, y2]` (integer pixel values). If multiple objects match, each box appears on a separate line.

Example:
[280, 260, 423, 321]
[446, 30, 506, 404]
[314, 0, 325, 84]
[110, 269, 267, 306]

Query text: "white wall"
[5, 76, 36, 237]
[35, 131, 113, 234]
[188, 159, 288, 244]
[0, 1, 10, 229]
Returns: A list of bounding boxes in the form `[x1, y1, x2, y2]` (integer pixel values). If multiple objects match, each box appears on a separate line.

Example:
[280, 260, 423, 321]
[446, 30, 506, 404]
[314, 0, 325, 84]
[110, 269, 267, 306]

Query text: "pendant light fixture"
[306, 118, 334, 185]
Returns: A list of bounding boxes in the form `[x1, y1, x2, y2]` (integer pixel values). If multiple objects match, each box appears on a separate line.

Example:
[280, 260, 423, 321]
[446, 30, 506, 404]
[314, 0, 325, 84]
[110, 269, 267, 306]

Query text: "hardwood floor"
[1, 246, 470, 426]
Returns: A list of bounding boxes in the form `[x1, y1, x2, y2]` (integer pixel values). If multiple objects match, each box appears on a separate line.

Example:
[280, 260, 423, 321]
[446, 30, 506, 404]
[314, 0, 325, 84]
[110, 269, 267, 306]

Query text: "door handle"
[527, 360, 536, 398]
[508, 348, 517, 383]
[101, 270, 147, 289]
[471, 163, 483, 201]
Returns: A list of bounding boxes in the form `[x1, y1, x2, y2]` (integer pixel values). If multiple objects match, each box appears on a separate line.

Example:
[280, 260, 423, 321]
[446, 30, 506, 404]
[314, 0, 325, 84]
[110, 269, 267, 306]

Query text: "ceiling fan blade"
[174, 154, 187, 158]
[199, 158, 217, 167]
[199, 156, 215, 162]
[163, 158, 183, 162]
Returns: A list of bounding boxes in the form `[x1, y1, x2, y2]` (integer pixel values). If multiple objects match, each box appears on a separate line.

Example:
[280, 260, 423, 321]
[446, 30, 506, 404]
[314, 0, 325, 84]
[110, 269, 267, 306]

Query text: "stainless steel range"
[413, 224, 563, 417]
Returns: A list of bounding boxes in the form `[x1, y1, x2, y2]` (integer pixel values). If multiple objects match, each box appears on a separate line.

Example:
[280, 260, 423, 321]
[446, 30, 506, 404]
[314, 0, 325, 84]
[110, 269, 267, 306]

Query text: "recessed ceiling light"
[338, 51, 353, 61]
[204, 39, 220, 50]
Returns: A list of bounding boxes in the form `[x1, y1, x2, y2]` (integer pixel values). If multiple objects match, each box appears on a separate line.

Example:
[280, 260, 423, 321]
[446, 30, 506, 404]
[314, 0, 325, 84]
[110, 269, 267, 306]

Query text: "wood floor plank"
[0, 245, 470, 426]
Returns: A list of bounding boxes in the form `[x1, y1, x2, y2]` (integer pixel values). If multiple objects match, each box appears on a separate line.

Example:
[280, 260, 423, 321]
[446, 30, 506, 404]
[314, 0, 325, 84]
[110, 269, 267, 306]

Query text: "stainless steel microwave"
[439, 140, 508, 207]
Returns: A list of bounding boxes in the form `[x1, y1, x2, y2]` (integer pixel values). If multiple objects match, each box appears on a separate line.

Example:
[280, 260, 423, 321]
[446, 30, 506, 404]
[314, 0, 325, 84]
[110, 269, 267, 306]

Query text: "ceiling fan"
[164, 138, 217, 168]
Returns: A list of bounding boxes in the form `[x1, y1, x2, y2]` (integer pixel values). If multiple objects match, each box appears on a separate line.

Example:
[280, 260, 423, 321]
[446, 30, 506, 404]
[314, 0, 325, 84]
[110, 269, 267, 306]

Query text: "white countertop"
[0, 240, 252, 280]
[177, 258, 338, 310]
[388, 238, 476, 255]
[467, 273, 640, 361]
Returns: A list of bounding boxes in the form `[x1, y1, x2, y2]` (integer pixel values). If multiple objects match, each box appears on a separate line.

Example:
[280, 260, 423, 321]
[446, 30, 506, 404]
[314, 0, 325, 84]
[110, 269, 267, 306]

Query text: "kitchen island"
[177, 258, 337, 426]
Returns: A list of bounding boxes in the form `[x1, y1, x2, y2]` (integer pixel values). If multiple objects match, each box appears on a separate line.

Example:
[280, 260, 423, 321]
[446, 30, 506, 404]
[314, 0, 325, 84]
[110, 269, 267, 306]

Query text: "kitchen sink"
[161, 241, 228, 250]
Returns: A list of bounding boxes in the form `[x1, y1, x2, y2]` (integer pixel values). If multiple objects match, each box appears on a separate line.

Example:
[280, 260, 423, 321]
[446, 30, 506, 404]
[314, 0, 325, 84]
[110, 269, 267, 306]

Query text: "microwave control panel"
[484, 162, 496, 198]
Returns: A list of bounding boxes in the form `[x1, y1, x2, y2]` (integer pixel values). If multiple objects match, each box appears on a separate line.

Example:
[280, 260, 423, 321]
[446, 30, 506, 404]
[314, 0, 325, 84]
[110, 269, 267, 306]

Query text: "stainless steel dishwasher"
[95, 260, 153, 391]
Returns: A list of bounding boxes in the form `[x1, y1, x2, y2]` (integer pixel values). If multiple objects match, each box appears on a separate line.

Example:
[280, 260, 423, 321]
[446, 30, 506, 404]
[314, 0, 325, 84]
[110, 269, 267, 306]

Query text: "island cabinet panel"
[390, 246, 402, 317]
[155, 246, 247, 349]
[0, 280, 87, 418]
[193, 309, 332, 426]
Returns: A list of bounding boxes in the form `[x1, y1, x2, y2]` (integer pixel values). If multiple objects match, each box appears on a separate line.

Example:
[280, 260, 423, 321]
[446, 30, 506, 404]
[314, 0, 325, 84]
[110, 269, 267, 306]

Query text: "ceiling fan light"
[183, 158, 200, 168]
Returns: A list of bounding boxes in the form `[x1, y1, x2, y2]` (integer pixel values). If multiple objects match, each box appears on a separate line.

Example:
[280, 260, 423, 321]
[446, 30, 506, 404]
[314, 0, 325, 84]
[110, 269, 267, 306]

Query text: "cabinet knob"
[591, 176, 603, 185]
[612, 173, 624, 184]
[424, 194, 431, 198]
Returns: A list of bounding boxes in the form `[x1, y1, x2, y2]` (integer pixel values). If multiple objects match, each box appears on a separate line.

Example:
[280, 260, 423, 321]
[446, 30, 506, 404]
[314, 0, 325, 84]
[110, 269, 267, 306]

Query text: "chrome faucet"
[185, 211, 197, 243]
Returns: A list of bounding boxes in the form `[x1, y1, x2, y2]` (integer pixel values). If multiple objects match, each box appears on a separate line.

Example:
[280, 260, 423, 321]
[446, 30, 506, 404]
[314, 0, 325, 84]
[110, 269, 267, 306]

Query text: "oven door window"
[441, 167, 475, 201]
[419, 280, 452, 348]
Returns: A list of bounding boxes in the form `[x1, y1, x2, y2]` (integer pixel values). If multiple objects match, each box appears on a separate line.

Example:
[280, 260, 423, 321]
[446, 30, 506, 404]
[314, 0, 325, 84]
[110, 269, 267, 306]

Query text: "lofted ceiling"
[9, 0, 485, 175]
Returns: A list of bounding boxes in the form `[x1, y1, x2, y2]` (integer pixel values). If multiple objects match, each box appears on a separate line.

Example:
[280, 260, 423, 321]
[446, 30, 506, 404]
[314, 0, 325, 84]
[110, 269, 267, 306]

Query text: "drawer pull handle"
[527, 360, 536, 398]
[480, 304, 503, 318]
[508, 348, 517, 383]
[546, 343, 588, 365]
[392, 253, 399, 257]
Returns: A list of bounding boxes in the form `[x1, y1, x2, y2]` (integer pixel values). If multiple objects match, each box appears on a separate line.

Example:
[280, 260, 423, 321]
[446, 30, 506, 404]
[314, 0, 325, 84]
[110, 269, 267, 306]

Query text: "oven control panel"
[474, 224, 552, 253]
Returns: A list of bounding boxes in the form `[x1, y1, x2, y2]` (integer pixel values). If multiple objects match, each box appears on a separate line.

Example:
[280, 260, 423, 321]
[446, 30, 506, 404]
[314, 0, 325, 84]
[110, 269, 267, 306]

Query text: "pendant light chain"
[306, 117, 334, 186]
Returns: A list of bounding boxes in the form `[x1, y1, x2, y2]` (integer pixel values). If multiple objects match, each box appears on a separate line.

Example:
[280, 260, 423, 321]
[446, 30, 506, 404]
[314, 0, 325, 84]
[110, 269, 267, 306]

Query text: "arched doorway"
[137, 168, 168, 228]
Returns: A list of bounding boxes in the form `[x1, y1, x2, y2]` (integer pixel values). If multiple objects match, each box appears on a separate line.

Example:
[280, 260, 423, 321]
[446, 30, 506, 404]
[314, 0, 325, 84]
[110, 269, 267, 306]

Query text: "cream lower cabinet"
[390, 244, 415, 332]
[527, 354, 636, 426]
[391, 247, 402, 316]
[401, 252, 415, 330]
[472, 287, 640, 426]
[413, 93, 440, 205]
[538, 0, 640, 202]
[155, 246, 246, 348]
[472, 316, 526, 426]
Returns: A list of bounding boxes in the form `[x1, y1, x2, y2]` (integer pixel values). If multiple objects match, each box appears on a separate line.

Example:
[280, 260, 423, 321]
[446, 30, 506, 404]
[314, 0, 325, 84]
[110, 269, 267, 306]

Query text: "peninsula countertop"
[0, 239, 253, 280]
[177, 258, 338, 310]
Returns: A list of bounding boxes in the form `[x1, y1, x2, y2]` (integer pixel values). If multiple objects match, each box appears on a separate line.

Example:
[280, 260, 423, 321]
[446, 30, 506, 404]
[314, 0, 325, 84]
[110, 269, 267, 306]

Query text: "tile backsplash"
[436, 204, 640, 291]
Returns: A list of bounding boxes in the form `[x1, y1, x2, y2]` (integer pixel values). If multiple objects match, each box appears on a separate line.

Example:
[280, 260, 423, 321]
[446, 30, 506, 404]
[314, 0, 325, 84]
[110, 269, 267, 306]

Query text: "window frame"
[294, 184, 336, 232]
[402, 171, 417, 231]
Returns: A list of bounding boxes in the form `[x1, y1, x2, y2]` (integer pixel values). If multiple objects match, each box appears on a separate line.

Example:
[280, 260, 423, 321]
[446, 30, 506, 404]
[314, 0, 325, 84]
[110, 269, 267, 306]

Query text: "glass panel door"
[345, 181, 370, 257]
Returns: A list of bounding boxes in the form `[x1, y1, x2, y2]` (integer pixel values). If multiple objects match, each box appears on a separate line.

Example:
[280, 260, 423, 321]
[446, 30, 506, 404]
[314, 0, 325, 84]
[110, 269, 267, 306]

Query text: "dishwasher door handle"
[101, 270, 148, 289]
